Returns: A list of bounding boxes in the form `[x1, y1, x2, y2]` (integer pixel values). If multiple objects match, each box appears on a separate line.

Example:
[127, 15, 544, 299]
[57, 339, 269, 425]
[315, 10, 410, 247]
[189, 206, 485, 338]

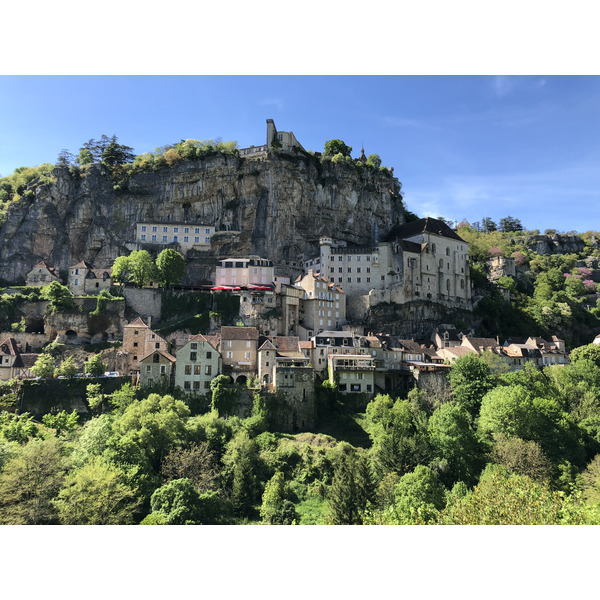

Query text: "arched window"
[446, 279, 451, 291]
[153, 353, 160, 363]
[446, 247, 450, 256]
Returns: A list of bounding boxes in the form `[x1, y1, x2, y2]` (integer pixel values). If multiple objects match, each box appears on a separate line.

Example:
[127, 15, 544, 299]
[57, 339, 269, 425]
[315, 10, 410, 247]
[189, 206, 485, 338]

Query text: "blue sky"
[1, 75, 599, 233]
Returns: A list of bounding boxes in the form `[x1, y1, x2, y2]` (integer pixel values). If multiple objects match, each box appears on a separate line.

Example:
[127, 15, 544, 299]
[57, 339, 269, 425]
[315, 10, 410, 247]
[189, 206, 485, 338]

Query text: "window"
[155, 342, 160, 349]
[141, 235, 146, 241]
[195, 237, 199, 243]
[206, 351, 212, 359]
[194, 365, 201, 375]
[152, 226, 157, 232]
[195, 228, 200, 234]
[347, 267, 351, 273]
[338, 256, 342, 261]
[446, 247, 450, 256]
[162, 235, 167, 242]
[153, 354, 159, 363]
[141, 226, 146, 232]
[184, 381, 191, 390]
[152, 235, 157, 241]
[185, 365, 192, 375]
[226, 351, 233, 359]
[184, 236, 189, 242]
[184, 227, 189, 233]
[205, 228, 211, 234]
[205, 237, 210, 243]
[160, 365, 166, 374]
[146, 366, 151, 373]
[133, 342, 138, 348]
[190, 343, 197, 350]
[245, 351, 251, 359]
[163, 226, 168, 232]
[193, 381, 200, 390]
[173, 236, 178, 242]
[174, 227, 179, 233]
[204, 381, 210, 389]
[190, 352, 197, 361]
[205, 365, 212, 375]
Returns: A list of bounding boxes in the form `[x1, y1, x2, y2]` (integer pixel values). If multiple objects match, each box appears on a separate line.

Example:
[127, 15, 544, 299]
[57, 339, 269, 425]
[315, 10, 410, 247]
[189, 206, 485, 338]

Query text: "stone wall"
[121, 287, 162, 322]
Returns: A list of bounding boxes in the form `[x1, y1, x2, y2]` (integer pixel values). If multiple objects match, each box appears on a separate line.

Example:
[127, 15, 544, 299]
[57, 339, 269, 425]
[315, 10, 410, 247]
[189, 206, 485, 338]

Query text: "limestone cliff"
[0, 149, 404, 282]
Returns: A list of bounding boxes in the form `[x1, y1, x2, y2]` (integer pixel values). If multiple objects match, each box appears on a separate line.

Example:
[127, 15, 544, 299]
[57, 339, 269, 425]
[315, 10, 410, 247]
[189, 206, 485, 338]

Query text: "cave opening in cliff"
[25, 317, 44, 334]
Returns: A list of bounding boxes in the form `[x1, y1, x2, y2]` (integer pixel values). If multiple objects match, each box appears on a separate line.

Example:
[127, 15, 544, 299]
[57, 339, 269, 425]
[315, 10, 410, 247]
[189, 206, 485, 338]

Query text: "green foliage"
[85, 354, 107, 376]
[42, 410, 79, 435]
[570, 344, 600, 368]
[327, 444, 374, 524]
[0, 436, 68, 524]
[438, 464, 585, 524]
[0, 411, 40, 443]
[427, 402, 484, 487]
[40, 281, 74, 310]
[161, 442, 218, 493]
[448, 354, 495, 418]
[90, 289, 123, 316]
[155, 249, 185, 288]
[147, 478, 223, 524]
[366, 154, 382, 168]
[211, 375, 238, 417]
[31, 353, 56, 378]
[56, 356, 78, 378]
[323, 139, 352, 157]
[260, 471, 298, 524]
[389, 465, 447, 524]
[53, 457, 140, 524]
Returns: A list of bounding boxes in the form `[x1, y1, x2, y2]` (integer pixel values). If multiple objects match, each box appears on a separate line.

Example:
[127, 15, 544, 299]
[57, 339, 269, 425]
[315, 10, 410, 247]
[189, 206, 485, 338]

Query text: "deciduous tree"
[156, 248, 185, 288]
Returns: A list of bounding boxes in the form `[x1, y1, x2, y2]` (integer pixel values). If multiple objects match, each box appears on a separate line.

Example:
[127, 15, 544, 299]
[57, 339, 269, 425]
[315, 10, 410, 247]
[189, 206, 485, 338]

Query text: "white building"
[136, 222, 215, 254]
[215, 257, 274, 288]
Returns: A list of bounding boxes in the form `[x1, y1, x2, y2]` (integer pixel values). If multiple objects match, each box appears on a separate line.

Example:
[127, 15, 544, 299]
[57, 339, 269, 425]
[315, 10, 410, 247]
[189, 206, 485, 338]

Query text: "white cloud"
[491, 75, 518, 98]
[258, 97, 283, 111]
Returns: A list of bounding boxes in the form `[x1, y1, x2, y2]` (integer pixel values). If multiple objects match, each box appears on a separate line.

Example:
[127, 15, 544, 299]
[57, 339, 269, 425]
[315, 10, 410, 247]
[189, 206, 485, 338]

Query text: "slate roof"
[139, 349, 176, 363]
[384, 217, 466, 243]
[0, 338, 20, 355]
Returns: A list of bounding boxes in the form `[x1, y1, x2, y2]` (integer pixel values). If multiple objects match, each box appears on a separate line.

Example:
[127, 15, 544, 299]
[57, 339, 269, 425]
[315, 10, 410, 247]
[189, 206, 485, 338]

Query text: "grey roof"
[385, 217, 466, 243]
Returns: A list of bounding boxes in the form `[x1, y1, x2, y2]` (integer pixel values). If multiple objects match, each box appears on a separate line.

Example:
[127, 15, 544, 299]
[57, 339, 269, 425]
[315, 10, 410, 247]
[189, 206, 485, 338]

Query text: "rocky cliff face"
[0, 150, 404, 282]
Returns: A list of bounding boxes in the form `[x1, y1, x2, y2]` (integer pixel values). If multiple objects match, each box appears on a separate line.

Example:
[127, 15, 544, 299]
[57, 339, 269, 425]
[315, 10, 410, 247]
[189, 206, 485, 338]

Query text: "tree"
[111, 393, 190, 474]
[366, 154, 382, 168]
[499, 216, 524, 233]
[156, 248, 185, 288]
[439, 464, 585, 524]
[428, 402, 484, 487]
[56, 356, 78, 378]
[42, 410, 79, 435]
[86, 382, 105, 414]
[481, 217, 497, 232]
[40, 281, 74, 309]
[129, 250, 157, 287]
[53, 458, 139, 524]
[146, 478, 222, 524]
[391, 465, 447, 524]
[0, 437, 68, 524]
[260, 471, 298, 524]
[85, 354, 106, 376]
[448, 354, 495, 418]
[570, 344, 600, 368]
[101, 135, 135, 167]
[211, 375, 237, 417]
[324, 139, 352, 157]
[161, 442, 218, 493]
[328, 444, 374, 525]
[31, 353, 55, 378]
[491, 434, 553, 483]
[111, 255, 134, 286]
[56, 149, 75, 166]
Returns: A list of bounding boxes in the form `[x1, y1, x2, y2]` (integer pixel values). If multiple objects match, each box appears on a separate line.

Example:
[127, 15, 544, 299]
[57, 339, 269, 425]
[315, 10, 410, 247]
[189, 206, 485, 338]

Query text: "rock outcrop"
[0, 150, 404, 283]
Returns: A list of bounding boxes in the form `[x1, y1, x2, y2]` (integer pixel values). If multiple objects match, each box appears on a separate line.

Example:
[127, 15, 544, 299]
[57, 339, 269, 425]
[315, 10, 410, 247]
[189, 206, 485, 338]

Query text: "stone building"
[121, 317, 169, 375]
[175, 334, 221, 394]
[294, 270, 346, 337]
[136, 221, 215, 255]
[68, 261, 112, 296]
[139, 349, 176, 389]
[220, 326, 260, 384]
[25, 261, 61, 287]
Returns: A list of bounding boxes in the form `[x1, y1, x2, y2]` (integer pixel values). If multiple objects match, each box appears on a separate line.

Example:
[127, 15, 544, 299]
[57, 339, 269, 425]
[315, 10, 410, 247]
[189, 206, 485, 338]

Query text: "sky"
[1, 75, 599, 233]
